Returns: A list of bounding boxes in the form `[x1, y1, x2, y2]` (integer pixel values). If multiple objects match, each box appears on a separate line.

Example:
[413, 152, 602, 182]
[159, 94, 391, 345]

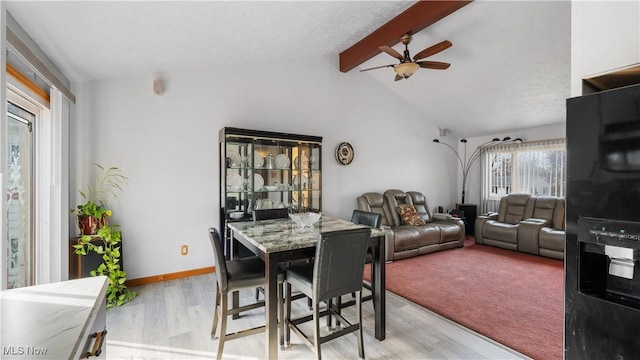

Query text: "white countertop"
[1, 276, 108, 359]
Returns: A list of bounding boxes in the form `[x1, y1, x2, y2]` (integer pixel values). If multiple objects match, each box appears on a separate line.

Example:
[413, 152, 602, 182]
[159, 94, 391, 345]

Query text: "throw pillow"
[396, 204, 426, 226]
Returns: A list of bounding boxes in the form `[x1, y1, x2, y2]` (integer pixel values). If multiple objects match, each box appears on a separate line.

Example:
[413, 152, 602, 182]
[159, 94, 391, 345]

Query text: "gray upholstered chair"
[539, 198, 565, 259]
[284, 228, 371, 360]
[351, 209, 382, 229]
[351, 209, 381, 304]
[252, 208, 290, 300]
[208, 227, 284, 360]
[475, 193, 535, 250]
[517, 196, 558, 254]
[252, 208, 289, 221]
[252, 208, 310, 304]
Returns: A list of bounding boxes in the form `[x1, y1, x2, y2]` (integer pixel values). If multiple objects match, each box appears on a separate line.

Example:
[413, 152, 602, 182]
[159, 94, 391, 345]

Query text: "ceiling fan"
[360, 34, 452, 81]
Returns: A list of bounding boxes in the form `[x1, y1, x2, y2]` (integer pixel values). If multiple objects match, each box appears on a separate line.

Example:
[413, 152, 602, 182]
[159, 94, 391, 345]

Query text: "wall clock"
[335, 142, 354, 165]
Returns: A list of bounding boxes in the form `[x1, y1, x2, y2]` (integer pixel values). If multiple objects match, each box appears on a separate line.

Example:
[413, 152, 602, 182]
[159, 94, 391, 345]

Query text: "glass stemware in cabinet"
[309, 155, 316, 170]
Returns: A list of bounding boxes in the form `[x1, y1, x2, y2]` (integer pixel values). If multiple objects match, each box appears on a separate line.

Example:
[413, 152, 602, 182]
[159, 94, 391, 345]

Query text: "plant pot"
[78, 215, 106, 235]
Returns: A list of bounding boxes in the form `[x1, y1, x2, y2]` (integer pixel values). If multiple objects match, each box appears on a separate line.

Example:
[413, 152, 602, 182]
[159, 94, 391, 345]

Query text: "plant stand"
[69, 235, 125, 279]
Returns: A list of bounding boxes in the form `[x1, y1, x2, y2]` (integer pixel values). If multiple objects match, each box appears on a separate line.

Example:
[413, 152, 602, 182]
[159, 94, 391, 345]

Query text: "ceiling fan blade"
[360, 64, 396, 72]
[413, 40, 452, 61]
[394, 74, 404, 81]
[417, 61, 451, 70]
[379, 46, 403, 61]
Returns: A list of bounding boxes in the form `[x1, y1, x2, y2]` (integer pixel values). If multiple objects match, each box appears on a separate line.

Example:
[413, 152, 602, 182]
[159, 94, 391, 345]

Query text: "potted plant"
[72, 163, 128, 235]
[73, 224, 136, 307]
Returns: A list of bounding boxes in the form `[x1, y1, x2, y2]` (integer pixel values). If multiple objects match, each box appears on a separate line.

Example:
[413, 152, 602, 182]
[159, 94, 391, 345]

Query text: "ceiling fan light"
[394, 62, 419, 78]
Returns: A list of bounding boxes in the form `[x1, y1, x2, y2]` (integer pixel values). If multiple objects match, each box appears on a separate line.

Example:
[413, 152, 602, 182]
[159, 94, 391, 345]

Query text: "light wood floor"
[106, 273, 528, 359]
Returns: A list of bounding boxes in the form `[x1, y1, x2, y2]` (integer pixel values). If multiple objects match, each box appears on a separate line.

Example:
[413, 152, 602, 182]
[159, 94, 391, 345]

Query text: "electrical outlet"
[181, 245, 188, 256]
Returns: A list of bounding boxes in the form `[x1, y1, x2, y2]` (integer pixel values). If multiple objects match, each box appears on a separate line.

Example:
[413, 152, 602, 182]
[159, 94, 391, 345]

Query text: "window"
[480, 139, 566, 213]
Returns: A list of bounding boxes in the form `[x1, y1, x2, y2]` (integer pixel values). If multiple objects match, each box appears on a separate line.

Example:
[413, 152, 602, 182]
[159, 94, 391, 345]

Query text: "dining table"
[227, 215, 386, 360]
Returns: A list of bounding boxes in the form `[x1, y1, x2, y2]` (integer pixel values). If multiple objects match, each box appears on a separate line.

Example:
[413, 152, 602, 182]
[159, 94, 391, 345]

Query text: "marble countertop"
[1, 276, 108, 359]
[228, 215, 386, 253]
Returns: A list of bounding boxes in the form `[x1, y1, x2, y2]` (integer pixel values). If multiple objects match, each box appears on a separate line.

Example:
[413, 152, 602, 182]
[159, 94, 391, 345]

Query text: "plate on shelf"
[227, 150, 241, 167]
[254, 152, 264, 168]
[227, 174, 244, 190]
[276, 154, 290, 169]
[293, 154, 309, 169]
[293, 174, 308, 189]
[253, 173, 264, 191]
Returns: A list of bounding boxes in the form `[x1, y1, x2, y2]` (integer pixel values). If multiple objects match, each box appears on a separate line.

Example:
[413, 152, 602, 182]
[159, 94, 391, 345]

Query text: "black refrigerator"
[566, 83, 640, 358]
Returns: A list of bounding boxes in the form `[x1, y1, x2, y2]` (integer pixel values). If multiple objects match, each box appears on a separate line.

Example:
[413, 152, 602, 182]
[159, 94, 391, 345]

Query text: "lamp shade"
[394, 62, 419, 78]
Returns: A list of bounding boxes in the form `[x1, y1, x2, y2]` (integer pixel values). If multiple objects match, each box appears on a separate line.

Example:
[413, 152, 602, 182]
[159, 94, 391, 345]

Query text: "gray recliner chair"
[475, 193, 535, 250]
[408, 191, 466, 251]
[538, 198, 565, 259]
[356, 192, 393, 228]
[517, 196, 559, 254]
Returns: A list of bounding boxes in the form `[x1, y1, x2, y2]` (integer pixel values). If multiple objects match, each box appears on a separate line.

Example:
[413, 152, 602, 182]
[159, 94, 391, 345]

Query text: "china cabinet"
[219, 127, 322, 256]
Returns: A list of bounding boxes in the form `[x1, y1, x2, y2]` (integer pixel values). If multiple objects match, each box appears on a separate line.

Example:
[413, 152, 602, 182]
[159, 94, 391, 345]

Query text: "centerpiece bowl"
[289, 212, 321, 228]
[230, 211, 245, 220]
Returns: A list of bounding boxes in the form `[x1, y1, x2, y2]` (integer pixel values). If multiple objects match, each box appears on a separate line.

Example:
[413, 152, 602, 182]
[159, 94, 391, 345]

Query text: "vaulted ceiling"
[4, 1, 571, 138]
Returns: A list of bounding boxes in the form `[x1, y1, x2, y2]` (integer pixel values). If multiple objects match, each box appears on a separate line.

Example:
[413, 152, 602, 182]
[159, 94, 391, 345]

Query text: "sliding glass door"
[6, 102, 34, 289]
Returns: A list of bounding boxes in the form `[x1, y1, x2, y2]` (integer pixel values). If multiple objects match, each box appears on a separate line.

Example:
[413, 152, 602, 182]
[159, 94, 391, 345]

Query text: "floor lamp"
[433, 136, 522, 204]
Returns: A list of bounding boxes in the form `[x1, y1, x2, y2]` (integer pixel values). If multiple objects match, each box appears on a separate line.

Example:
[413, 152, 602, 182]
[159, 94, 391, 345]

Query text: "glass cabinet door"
[290, 142, 321, 212]
[222, 140, 253, 221]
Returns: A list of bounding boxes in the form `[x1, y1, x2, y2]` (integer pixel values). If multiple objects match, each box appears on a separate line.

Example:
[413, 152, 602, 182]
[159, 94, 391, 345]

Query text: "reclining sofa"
[357, 189, 465, 261]
[474, 193, 565, 259]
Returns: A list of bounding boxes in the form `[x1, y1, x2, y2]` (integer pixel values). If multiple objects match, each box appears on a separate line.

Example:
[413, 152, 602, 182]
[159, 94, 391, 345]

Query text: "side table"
[455, 203, 477, 235]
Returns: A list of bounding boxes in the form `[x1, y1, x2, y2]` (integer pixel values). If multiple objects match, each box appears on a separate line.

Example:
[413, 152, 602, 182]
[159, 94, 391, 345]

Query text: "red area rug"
[366, 238, 563, 360]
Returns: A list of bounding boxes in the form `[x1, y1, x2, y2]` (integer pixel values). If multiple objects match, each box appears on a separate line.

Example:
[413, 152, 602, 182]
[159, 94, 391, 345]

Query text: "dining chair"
[252, 208, 289, 300]
[208, 227, 284, 360]
[284, 228, 371, 360]
[252, 208, 290, 221]
[351, 209, 381, 306]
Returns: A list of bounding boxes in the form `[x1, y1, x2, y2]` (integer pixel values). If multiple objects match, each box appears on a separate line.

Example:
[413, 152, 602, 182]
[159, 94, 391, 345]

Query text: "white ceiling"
[4, 0, 571, 138]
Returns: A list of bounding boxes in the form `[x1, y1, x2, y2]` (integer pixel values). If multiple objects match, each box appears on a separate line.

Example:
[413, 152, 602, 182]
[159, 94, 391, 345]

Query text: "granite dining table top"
[227, 215, 386, 254]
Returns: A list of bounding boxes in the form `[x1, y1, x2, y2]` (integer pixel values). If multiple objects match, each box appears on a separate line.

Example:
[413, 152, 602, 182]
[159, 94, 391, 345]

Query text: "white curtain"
[480, 139, 566, 214]
[43, 88, 70, 283]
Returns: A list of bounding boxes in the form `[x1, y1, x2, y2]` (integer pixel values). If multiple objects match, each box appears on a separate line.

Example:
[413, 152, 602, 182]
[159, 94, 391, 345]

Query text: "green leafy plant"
[73, 225, 136, 308]
[72, 163, 128, 235]
[80, 163, 129, 205]
[73, 163, 128, 217]
[74, 202, 112, 218]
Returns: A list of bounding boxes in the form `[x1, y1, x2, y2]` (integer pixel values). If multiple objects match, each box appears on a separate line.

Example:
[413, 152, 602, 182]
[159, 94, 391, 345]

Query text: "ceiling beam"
[339, 0, 473, 73]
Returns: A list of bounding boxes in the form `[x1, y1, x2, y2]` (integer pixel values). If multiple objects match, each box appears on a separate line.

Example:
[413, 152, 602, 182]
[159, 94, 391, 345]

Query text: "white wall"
[71, 55, 454, 279]
[450, 122, 566, 208]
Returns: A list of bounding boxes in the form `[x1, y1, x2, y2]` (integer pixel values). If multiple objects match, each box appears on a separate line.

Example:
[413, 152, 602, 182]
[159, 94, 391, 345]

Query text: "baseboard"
[126, 266, 215, 287]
